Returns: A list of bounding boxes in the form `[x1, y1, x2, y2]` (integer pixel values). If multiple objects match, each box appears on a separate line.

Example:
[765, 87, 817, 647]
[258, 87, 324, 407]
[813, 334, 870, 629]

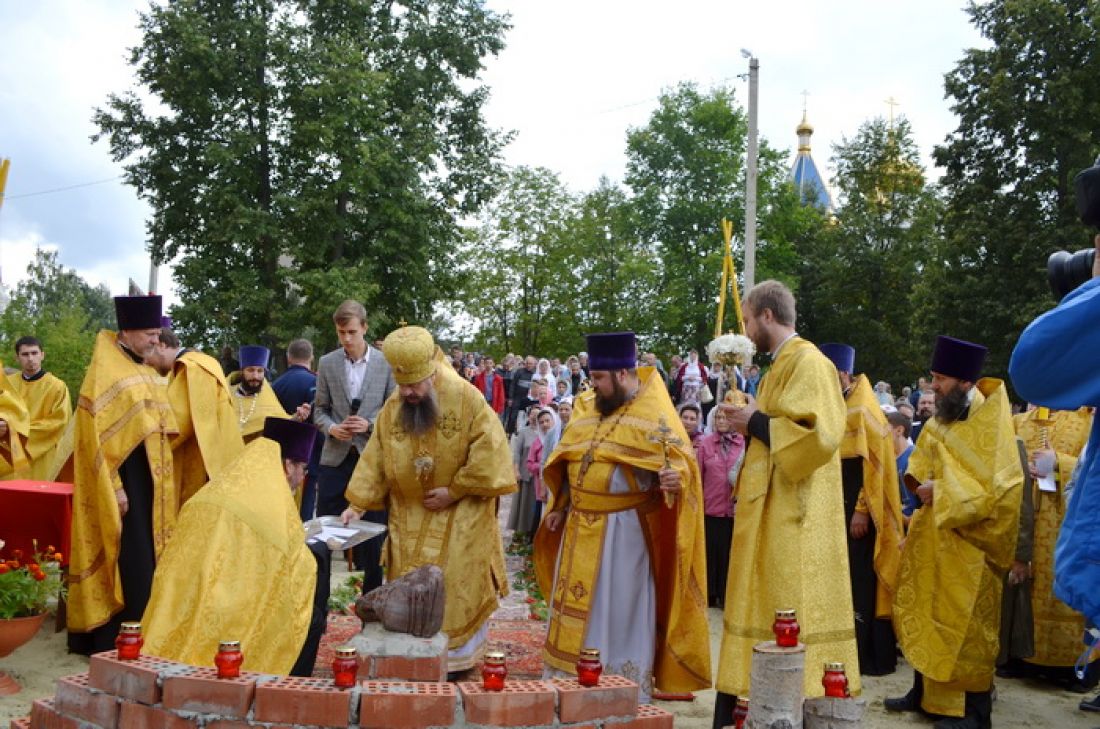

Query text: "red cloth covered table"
[0, 480, 73, 561]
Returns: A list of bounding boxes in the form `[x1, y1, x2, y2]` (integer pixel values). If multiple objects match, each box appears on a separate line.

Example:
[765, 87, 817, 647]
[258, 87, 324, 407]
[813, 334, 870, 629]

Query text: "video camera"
[1047, 155, 1100, 300]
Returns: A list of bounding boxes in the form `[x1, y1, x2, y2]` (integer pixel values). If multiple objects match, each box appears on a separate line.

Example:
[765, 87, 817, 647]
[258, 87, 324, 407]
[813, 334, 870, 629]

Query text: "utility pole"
[741, 51, 759, 291]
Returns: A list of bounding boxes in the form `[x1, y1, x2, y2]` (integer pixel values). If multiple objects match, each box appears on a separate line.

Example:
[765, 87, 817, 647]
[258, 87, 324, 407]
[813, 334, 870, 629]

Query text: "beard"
[935, 386, 970, 424]
[240, 378, 263, 395]
[399, 391, 439, 436]
[594, 379, 629, 417]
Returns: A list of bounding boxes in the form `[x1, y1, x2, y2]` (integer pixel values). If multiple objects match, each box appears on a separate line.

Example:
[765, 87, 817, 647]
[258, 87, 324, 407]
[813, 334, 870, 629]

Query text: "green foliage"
[327, 572, 363, 614]
[916, 0, 1100, 386]
[94, 0, 509, 350]
[0, 249, 114, 402]
[0, 546, 67, 619]
[795, 117, 942, 386]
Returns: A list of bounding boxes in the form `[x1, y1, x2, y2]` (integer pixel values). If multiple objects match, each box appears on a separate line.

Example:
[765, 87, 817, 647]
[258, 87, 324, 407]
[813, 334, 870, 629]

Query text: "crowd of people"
[3, 262, 1099, 729]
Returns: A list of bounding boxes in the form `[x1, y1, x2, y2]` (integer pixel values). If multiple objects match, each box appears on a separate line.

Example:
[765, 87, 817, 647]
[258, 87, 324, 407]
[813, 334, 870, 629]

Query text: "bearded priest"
[233, 345, 289, 443]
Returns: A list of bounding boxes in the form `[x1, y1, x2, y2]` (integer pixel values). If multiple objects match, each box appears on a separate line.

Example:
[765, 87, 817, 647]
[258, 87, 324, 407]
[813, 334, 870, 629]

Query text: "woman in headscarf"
[695, 406, 744, 608]
[508, 407, 541, 541]
[525, 406, 561, 527]
[675, 350, 709, 406]
[532, 358, 557, 396]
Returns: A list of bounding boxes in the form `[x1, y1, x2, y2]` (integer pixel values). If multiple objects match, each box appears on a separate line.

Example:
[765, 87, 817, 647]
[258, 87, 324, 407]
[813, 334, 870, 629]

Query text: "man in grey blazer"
[314, 300, 396, 591]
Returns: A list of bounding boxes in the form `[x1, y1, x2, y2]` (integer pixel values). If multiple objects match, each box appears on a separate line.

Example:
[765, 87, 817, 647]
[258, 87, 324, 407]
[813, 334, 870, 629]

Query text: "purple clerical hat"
[930, 335, 987, 382]
[114, 295, 162, 331]
[585, 332, 637, 371]
[239, 345, 270, 369]
[263, 417, 315, 463]
[819, 343, 856, 374]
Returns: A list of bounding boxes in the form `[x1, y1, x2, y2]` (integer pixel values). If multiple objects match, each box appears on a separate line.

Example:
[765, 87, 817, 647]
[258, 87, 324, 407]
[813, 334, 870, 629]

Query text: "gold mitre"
[383, 326, 438, 385]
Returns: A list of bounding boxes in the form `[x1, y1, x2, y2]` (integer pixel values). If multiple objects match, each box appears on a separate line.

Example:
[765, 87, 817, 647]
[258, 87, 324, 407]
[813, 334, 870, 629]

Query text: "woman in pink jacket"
[694, 407, 744, 609]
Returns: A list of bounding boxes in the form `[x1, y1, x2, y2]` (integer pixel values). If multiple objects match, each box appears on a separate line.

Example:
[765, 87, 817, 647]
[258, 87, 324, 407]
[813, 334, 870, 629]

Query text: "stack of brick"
[10, 649, 675, 728]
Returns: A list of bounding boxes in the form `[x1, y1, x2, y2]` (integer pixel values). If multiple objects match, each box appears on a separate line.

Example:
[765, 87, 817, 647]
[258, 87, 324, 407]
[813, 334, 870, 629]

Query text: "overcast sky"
[0, 1, 984, 307]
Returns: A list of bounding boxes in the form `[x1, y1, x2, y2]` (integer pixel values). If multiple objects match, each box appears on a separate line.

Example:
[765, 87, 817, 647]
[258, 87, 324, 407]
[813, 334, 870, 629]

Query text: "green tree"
[796, 117, 941, 387]
[624, 83, 806, 354]
[0, 249, 115, 401]
[916, 0, 1100, 384]
[93, 0, 509, 350]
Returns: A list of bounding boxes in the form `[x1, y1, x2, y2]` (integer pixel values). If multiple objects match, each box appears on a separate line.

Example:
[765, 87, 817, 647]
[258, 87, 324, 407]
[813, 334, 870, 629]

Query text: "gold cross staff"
[648, 416, 683, 508]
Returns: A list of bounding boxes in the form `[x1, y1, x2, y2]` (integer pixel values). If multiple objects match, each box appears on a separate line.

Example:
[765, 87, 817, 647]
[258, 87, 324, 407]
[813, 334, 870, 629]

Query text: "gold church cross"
[648, 416, 683, 508]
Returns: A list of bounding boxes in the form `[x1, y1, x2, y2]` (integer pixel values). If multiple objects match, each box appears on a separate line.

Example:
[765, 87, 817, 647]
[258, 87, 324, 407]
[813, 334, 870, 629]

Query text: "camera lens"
[1047, 248, 1096, 300]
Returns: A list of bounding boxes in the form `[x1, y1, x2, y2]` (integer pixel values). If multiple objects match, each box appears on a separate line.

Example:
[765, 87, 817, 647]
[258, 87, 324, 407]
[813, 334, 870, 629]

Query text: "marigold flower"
[33, 570, 46, 582]
[0, 564, 9, 575]
[54, 552, 64, 562]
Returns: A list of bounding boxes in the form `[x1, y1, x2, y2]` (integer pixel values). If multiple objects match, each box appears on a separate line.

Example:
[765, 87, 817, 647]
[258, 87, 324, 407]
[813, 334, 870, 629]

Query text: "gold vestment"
[346, 350, 516, 656]
[233, 382, 288, 443]
[168, 351, 245, 505]
[841, 374, 903, 615]
[895, 379, 1023, 717]
[141, 438, 315, 674]
[0, 366, 31, 479]
[6, 371, 69, 480]
[533, 367, 711, 693]
[68, 331, 177, 632]
[1013, 406, 1092, 667]
[716, 337, 859, 698]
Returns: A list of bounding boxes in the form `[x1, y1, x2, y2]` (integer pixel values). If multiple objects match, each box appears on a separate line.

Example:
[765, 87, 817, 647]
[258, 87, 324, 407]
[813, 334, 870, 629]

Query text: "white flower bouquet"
[706, 334, 756, 406]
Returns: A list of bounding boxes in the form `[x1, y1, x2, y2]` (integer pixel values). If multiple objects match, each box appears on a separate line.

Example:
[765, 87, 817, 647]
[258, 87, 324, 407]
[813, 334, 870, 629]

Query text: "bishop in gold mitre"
[342, 325, 516, 673]
[68, 295, 178, 655]
[5, 336, 70, 480]
[144, 326, 244, 505]
[534, 330, 711, 702]
[819, 342, 904, 677]
[233, 345, 289, 442]
[887, 335, 1022, 728]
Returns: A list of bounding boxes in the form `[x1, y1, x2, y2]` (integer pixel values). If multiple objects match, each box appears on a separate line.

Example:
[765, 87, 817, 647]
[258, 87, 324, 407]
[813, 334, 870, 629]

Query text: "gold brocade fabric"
[0, 364, 31, 479]
[841, 375, 904, 616]
[233, 382, 288, 442]
[141, 439, 315, 674]
[169, 351, 245, 505]
[68, 331, 178, 633]
[345, 349, 516, 650]
[895, 379, 1023, 717]
[1014, 407, 1092, 667]
[534, 367, 711, 694]
[716, 337, 859, 699]
[6, 371, 70, 480]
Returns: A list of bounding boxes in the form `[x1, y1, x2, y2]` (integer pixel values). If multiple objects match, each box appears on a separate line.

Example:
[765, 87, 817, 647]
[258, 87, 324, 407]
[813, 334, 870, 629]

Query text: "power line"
[2, 175, 124, 201]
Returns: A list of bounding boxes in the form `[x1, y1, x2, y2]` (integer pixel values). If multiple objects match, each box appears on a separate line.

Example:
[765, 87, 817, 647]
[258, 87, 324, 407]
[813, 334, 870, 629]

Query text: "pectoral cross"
[648, 417, 683, 508]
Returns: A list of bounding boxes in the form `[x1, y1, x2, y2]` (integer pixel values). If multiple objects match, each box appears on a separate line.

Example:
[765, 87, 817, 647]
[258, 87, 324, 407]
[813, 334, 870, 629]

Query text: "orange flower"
[54, 553, 64, 563]
[0, 564, 8, 575]
[46, 546, 55, 554]
[32, 570, 46, 582]
[6, 560, 19, 569]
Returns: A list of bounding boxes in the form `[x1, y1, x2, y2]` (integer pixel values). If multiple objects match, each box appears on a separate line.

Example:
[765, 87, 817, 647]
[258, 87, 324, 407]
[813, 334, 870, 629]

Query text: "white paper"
[316, 525, 358, 542]
[1037, 474, 1057, 493]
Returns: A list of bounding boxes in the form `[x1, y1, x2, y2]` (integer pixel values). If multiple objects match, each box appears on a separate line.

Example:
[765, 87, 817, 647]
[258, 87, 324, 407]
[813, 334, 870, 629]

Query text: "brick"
[162, 666, 258, 718]
[204, 722, 294, 729]
[253, 675, 355, 727]
[118, 701, 199, 729]
[359, 680, 457, 729]
[88, 651, 177, 705]
[9, 718, 30, 729]
[609, 703, 675, 728]
[553, 675, 639, 723]
[369, 653, 447, 682]
[54, 672, 120, 728]
[29, 700, 81, 729]
[457, 680, 556, 726]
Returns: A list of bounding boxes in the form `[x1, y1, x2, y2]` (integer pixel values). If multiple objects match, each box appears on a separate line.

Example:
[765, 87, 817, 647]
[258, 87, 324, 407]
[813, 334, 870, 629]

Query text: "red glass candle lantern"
[481, 650, 507, 691]
[332, 646, 359, 688]
[215, 640, 243, 679]
[733, 696, 750, 729]
[773, 609, 800, 647]
[576, 647, 603, 687]
[115, 622, 143, 660]
[822, 661, 850, 698]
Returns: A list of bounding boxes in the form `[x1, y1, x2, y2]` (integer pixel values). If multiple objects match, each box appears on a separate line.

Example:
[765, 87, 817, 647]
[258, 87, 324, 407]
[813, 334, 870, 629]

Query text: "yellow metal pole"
[0, 159, 10, 213]
[716, 218, 732, 338]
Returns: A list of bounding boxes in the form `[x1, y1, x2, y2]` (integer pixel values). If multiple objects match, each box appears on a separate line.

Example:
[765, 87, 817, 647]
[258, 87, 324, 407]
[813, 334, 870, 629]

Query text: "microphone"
[351, 398, 362, 413]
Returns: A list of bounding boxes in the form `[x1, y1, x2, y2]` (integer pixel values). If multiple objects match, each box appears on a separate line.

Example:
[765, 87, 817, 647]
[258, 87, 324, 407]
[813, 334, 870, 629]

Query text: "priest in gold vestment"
[68, 295, 178, 655]
[142, 418, 320, 675]
[713, 281, 857, 728]
[887, 336, 1023, 729]
[146, 328, 244, 505]
[534, 331, 711, 701]
[0, 362, 31, 479]
[5, 336, 70, 480]
[819, 343, 903, 676]
[342, 326, 515, 673]
[233, 345, 289, 442]
[998, 405, 1093, 686]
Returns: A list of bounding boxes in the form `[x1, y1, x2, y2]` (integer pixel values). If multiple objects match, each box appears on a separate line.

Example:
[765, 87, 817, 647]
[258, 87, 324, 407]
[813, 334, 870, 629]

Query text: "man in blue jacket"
[273, 338, 323, 520]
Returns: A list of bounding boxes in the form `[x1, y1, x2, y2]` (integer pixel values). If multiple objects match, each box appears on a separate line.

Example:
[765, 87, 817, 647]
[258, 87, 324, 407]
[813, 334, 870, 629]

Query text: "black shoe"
[1080, 694, 1100, 712]
[885, 691, 921, 713]
[932, 715, 988, 729]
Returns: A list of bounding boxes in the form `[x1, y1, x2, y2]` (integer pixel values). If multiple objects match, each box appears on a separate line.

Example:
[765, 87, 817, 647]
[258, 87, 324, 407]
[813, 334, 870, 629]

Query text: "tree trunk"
[746, 641, 804, 729]
[803, 697, 866, 729]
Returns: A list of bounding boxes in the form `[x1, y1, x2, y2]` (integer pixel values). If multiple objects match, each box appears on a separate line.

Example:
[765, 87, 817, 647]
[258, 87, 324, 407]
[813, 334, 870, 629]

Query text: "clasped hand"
[331, 415, 371, 441]
[718, 394, 758, 435]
